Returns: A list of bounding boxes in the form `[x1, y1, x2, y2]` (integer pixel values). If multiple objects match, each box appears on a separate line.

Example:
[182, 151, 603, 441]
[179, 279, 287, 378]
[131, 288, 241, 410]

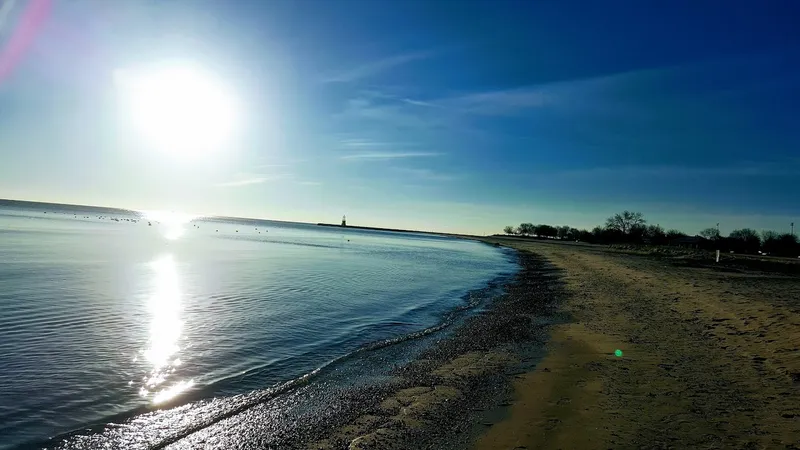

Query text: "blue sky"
[1, 0, 799, 235]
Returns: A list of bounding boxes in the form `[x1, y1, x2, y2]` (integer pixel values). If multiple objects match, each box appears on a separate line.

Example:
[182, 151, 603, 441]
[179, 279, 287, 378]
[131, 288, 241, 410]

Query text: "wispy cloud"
[338, 139, 395, 148]
[296, 180, 323, 186]
[402, 98, 439, 108]
[215, 177, 270, 187]
[436, 57, 777, 117]
[394, 167, 459, 181]
[337, 96, 451, 129]
[427, 63, 698, 118]
[254, 163, 289, 169]
[340, 152, 442, 160]
[215, 174, 291, 187]
[444, 88, 555, 115]
[321, 50, 437, 83]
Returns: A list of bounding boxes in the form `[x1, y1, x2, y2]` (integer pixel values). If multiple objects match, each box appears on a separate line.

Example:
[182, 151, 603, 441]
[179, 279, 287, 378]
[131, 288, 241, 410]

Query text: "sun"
[114, 64, 239, 158]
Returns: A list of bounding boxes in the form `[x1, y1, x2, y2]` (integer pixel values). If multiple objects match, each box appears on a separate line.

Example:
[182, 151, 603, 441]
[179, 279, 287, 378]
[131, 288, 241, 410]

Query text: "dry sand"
[476, 238, 800, 449]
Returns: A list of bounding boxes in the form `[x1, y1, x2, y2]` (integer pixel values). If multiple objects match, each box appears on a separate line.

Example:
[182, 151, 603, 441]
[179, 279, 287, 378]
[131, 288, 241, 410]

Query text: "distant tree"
[699, 227, 720, 240]
[645, 224, 667, 244]
[605, 211, 646, 234]
[776, 233, 800, 257]
[666, 229, 687, 240]
[503, 225, 516, 235]
[629, 223, 648, 243]
[517, 223, 535, 236]
[727, 228, 761, 253]
[762, 232, 800, 257]
[762, 230, 780, 242]
[567, 227, 581, 240]
[577, 229, 593, 242]
[535, 224, 558, 238]
[592, 225, 621, 243]
[556, 225, 571, 240]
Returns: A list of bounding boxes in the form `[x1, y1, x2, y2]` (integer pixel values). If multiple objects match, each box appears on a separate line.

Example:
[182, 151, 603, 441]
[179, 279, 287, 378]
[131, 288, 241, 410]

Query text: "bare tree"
[517, 223, 535, 236]
[645, 224, 667, 244]
[699, 227, 720, 240]
[605, 211, 646, 234]
[666, 229, 686, 240]
[762, 230, 780, 242]
[503, 225, 516, 235]
[728, 228, 760, 253]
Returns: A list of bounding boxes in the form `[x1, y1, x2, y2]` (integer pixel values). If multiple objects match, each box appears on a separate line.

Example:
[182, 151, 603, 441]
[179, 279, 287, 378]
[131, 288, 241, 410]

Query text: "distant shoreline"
[0, 198, 138, 216]
[1, 198, 480, 238]
[316, 222, 473, 238]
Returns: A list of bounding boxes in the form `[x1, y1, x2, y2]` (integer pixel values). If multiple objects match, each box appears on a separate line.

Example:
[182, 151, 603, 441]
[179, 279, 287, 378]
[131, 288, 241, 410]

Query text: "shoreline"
[117, 250, 564, 449]
[306, 251, 565, 449]
[42, 244, 528, 450]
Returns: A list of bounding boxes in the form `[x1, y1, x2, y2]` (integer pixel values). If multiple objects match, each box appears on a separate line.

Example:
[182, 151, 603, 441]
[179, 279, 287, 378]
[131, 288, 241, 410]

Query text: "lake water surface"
[0, 202, 517, 449]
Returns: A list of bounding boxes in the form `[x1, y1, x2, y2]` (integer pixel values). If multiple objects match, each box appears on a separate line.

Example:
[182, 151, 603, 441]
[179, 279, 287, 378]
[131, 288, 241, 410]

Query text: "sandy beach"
[476, 238, 800, 449]
[306, 238, 800, 449]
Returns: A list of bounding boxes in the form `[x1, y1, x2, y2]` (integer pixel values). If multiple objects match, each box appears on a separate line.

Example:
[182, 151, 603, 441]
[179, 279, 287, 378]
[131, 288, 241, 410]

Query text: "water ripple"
[0, 209, 518, 450]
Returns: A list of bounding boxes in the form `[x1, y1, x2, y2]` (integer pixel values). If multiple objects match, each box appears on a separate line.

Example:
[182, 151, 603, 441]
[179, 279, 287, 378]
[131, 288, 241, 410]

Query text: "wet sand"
[476, 238, 800, 449]
[306, 251, 565, 449]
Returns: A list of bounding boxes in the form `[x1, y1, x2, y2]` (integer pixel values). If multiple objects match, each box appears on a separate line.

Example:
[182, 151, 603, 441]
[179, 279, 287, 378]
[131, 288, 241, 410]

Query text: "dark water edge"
[21, 246, 523, 450]
[357, 250, 567, 450]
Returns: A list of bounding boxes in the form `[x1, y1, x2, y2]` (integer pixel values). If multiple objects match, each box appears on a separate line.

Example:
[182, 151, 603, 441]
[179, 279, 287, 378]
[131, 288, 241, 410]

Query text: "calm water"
[0, 202, 517, 449]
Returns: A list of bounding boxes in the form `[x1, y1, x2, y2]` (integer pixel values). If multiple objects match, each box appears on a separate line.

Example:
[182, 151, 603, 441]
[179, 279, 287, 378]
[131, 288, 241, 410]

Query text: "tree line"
[502, 210, 800, 257]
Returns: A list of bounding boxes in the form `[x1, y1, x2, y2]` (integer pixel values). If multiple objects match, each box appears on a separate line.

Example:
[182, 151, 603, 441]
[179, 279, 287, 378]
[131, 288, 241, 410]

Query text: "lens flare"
[0, 0, 51, 83]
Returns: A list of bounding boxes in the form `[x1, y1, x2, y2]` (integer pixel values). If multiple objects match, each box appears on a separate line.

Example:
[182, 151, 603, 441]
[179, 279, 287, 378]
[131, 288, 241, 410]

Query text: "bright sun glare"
[114, 64, 239, 157]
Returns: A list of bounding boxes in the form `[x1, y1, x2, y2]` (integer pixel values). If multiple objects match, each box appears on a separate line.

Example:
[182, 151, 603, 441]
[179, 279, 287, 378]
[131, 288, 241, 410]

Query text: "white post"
[716, 250, 720, 263]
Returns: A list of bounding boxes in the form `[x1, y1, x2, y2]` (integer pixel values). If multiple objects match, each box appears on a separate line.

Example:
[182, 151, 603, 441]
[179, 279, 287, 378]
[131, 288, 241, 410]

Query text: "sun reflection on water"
[138, 254, 194, 404]
[141, 210, 196, 241]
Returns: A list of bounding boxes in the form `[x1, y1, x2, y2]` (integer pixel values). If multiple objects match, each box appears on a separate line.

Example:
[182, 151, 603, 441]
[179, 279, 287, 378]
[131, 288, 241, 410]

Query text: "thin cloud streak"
[429, 65, 684, 117]
[402, 98, 440, 108]
[321, 50, 437, 83]
[338, 96, 452, 129]
[436, 57, 771, 117]
[215, 174, 292, 187]
[338, 139, 396, 148]
[340, 152, 442, 160]
[215, 178, 269, 187]
[254, 163, 289, 169]
[394, 167, 460, 181]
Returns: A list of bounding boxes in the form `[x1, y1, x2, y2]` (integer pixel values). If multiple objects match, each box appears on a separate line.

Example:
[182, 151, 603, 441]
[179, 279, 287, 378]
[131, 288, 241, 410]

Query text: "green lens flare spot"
[614, 349, 623, 357]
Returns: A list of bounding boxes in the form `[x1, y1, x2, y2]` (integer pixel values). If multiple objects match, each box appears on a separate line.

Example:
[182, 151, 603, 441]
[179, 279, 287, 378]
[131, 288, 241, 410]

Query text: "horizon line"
[0, 197, 478, 236]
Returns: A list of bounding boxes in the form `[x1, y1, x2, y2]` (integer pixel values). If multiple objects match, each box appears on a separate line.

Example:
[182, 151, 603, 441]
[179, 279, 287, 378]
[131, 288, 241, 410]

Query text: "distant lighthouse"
[341, 215, 347, 227]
